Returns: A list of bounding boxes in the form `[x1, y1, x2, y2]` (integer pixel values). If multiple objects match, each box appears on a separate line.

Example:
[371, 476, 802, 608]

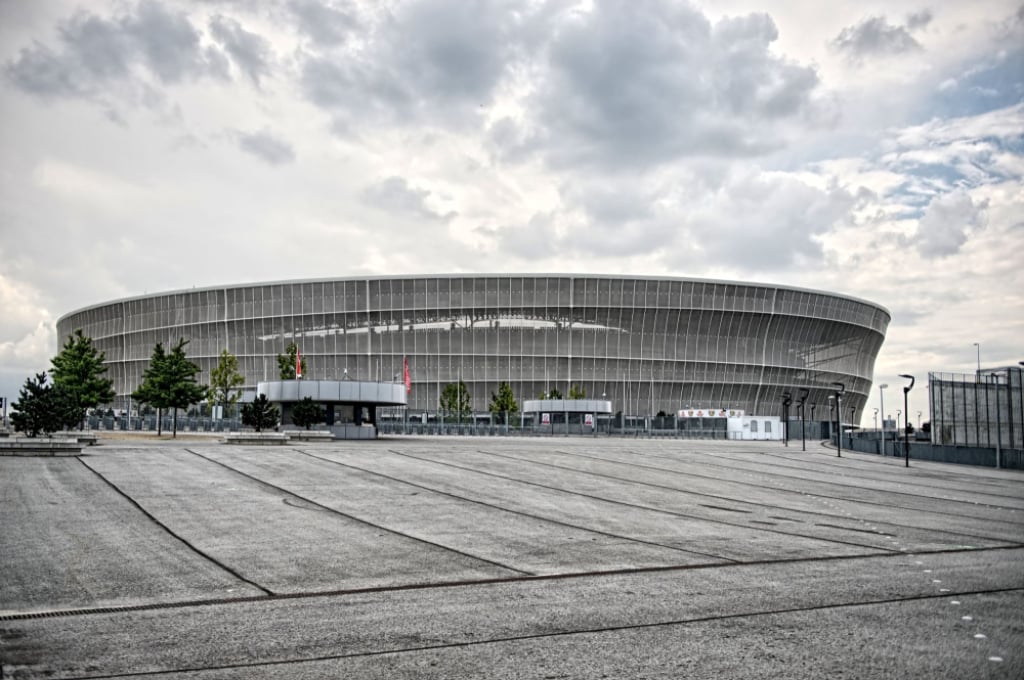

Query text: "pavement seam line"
[391, 448, 906, 553]
[294, 447, 738, 563]
[631, 448, 1024, 516]
[3, 544, 1021, 622]
[700, 447, 1024, 497]
[507, 447, 1024, 541]
[34, 587, 1024, 680]
[183, 448, 532, 577]
[74, 456, 274, 596]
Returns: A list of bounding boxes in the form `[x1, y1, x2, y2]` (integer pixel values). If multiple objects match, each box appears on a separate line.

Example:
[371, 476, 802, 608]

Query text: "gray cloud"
[914, 190, 988, 258]
[236, 129, 296, 165]
[5, 0, 227, 101]
[209, 15, 273, 86]
[360, 176, 455, 222]
[290, 0, 358, 46]
[495, 2, 824, 170]
[905, 10, 934, 31]
[299, 0, 520, 127]
[831, 16, 923, 61]
[666, 172, 856, 271]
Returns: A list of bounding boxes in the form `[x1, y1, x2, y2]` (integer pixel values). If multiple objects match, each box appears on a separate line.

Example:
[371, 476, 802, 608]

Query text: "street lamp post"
[832, 382, 845, 457]
[973, 342, 981, 378]
[809, 404, 816, 440]
[873, 408, 879, 455]
[828, 397, 835, 447]
[879, 383, 888, 456]
[917, 411, 922, 429]
[798, 388, 809, 452]
[899, 374, 915, 467]
[782, 392, 792, 447]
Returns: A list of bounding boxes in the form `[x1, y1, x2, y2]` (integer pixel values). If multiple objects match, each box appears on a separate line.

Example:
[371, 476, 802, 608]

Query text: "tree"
[488, 382, 518, 424]
[133, 339, 207, 438]
[277, 341, 307, 380]
[50, 329, 115, 429]
[439, 380, 472, 420]
[208, 349, 245, 418]
[291, 397, 324, 430]
[10, 373, 80, 437]
[569, 384, 586, 399]
[242, 393, 279, 432]
[543, 387, 563, 399]
[133, 342, 168, 435]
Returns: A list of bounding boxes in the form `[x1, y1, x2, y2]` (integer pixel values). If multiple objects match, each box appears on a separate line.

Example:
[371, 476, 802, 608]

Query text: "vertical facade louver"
[56, 275, 889, 420]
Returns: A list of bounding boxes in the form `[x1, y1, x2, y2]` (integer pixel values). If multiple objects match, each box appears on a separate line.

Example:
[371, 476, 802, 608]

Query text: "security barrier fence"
[929, 368, 1024, 451]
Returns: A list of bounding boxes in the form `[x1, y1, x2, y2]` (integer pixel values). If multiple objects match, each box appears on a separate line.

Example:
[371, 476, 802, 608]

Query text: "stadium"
[56, 275, 889, 425]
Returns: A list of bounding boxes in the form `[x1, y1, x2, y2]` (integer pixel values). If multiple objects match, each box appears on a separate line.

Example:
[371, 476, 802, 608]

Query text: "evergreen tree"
[488, 381, 519, 424]
[208, 349, 245, 417]
[162, 339, 207, 437]
[242, 393, 279, 432]
[545, 387, 563, 399]
[50, 329, 115, 429]
[10, 373, 80, 437]
[133, 339, 207, 437]
[569, 384, 586, 399]
[291, 397, 324, 430]
[439, 380, 472, 420]
[277, 341, 307, 380]
[133, 342, 169, 436]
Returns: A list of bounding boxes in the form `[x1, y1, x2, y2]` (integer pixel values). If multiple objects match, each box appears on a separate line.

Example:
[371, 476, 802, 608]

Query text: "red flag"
[403, 356, 411, 394]
[296, 346, 302, 379]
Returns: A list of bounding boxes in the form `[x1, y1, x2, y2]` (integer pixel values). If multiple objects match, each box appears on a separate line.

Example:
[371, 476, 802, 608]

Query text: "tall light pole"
[879, 384, 888, 456]
[832, 382, 845, 457]
[973, 342, 981, 379]
[917, 411, 922, 429]
[899, 374, 915, 467]
[782, 392, 792, 447]
[873, 408, 879, 455]
[798, 388, 809, 452]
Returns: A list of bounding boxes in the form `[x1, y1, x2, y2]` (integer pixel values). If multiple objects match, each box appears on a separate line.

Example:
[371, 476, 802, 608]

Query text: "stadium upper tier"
[57, 274, 889, 419]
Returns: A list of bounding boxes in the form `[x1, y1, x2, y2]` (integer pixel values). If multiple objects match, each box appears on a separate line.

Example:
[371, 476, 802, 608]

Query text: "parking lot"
[2, 437, 1022, 678]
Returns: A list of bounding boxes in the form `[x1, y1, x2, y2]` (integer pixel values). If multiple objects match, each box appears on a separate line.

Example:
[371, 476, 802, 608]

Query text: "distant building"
[57, 274, 889, 422]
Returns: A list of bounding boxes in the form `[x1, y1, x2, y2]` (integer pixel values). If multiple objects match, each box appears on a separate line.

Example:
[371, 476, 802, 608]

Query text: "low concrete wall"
[284, 430, 334, 442]
[327, 424, 376, 440]
[223, 433, 290, 446]
[841, 436, 1024, 470]
[0, 438, 84, 455]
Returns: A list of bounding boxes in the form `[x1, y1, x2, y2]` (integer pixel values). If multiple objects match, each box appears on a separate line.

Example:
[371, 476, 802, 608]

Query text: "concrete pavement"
[2, 437, 1021, 678]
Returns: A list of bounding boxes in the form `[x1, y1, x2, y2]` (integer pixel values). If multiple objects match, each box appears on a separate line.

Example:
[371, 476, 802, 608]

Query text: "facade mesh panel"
[57, 275, 889, 419]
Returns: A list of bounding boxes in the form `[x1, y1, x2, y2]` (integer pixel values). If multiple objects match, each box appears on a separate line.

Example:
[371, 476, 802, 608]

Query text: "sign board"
[584, 413, 594, 427]
[677, 409, 746, 418]
[541, 413, 550, 424]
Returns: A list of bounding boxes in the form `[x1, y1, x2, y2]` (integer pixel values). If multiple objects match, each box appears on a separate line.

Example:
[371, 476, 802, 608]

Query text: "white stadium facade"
[57, 274, 889, 427]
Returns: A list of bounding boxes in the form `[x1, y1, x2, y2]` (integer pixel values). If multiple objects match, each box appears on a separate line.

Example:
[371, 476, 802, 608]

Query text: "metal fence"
[84, 415, 242, 433]
[929, 368, 1023, 451]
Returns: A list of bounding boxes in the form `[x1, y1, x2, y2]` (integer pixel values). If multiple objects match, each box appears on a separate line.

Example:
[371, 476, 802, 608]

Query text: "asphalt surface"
[1, 437, 1022, 678]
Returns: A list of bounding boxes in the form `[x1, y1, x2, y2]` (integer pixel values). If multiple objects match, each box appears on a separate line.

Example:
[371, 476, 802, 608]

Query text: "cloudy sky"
[1, 0, 1022, 423]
